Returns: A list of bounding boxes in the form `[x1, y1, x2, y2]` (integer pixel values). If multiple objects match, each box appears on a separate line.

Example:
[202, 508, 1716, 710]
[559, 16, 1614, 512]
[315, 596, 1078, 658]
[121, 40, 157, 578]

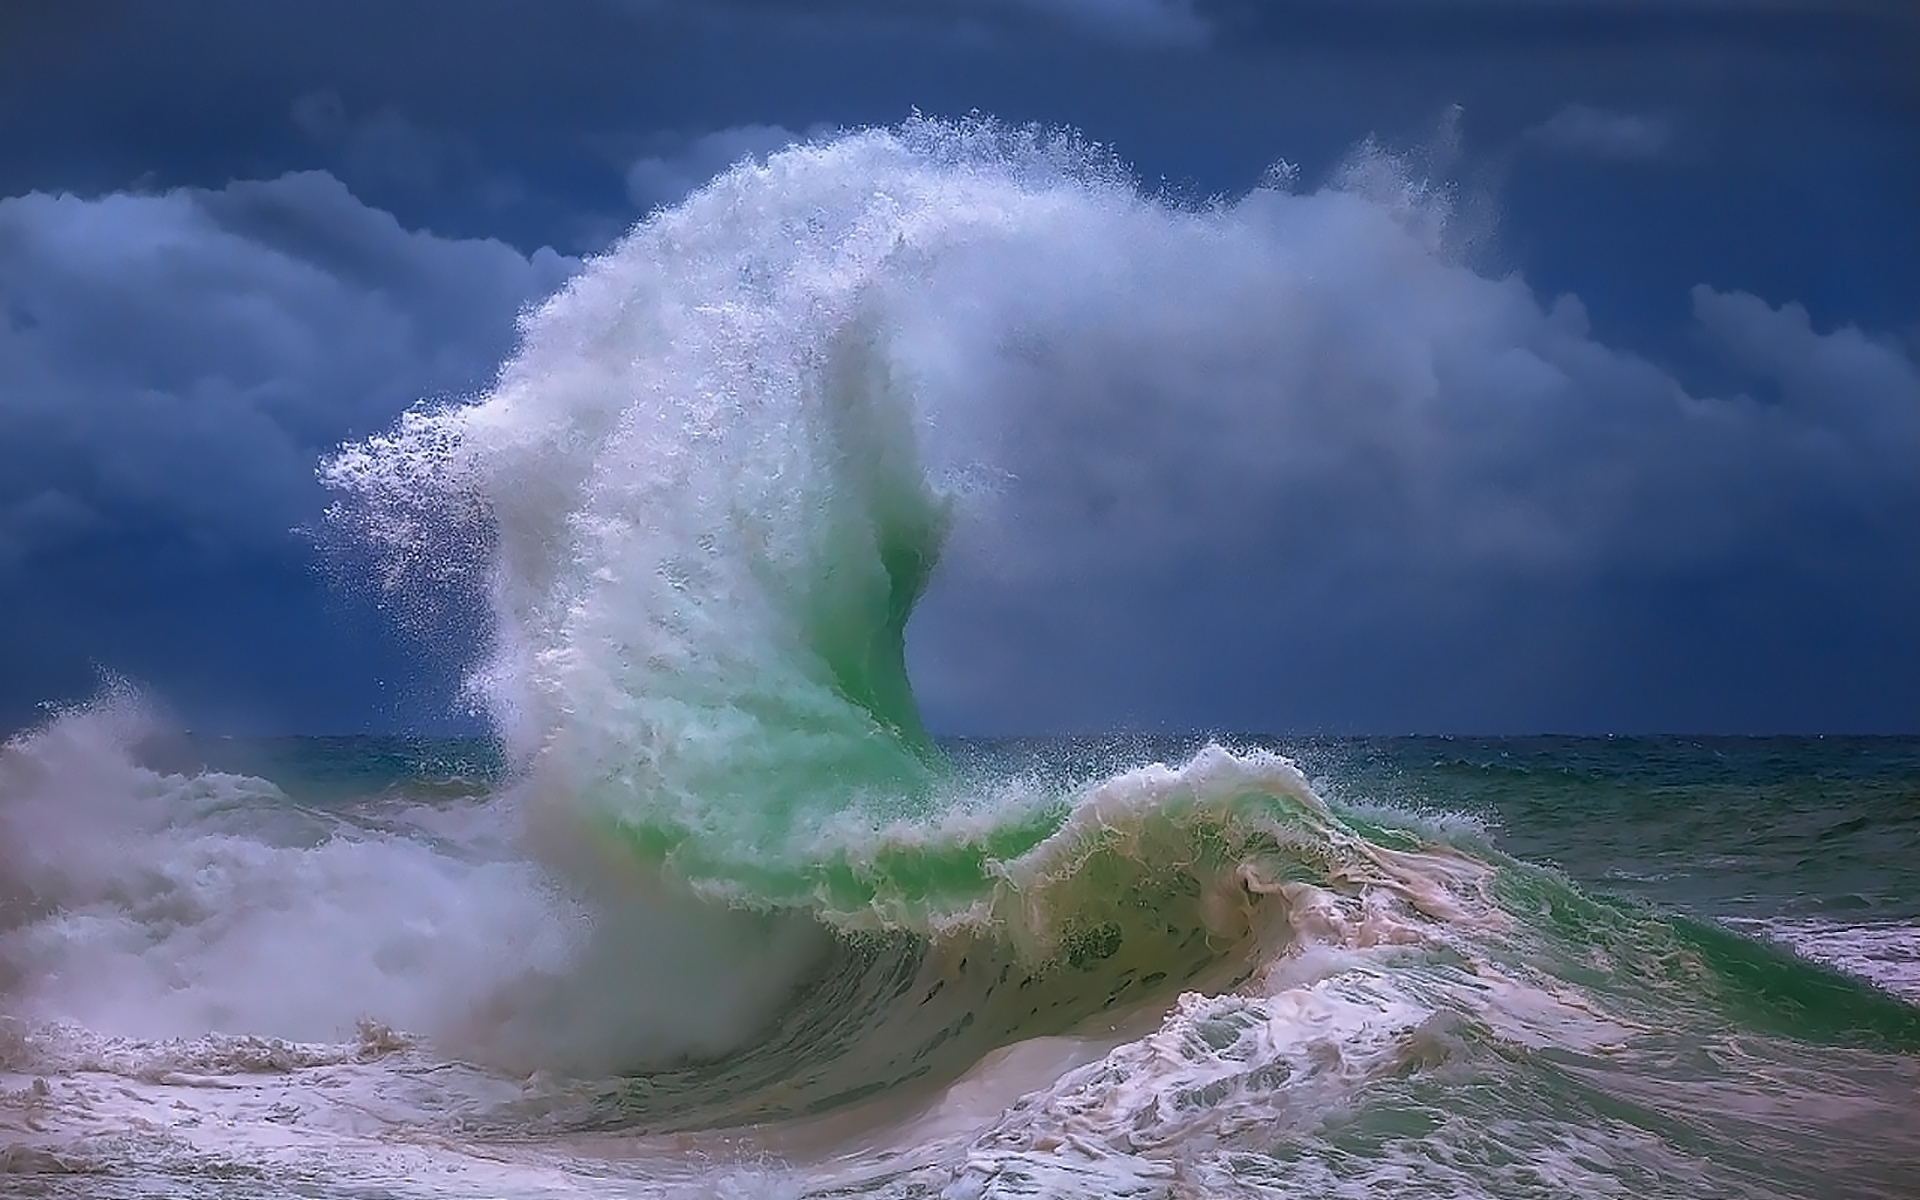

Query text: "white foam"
[0, 691, 840, 1085]
[0, 695, 579, 1049]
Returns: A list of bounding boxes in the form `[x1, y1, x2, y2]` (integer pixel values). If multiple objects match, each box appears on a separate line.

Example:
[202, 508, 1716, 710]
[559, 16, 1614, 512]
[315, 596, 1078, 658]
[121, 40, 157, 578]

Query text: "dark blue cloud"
[0, 171, 573, 731]
[906, 237, 1920, 735]
[1523, 105, 1671, 160]
[0, 1, 1914, 732]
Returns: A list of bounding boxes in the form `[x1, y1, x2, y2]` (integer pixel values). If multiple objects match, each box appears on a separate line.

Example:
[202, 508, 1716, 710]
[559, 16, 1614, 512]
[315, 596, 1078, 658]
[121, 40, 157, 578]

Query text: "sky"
[0, 0, 1915, 736]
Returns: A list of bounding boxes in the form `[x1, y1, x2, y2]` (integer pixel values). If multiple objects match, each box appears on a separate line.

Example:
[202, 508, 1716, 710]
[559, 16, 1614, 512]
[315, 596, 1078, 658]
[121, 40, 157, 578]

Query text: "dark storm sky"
[0, 0, 1915, 735]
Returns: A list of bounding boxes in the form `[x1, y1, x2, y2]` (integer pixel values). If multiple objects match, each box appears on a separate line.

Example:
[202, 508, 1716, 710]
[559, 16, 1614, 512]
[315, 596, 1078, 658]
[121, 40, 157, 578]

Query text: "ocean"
[2, 723, 1916, 1198]
[4, 120, 1918, 1197]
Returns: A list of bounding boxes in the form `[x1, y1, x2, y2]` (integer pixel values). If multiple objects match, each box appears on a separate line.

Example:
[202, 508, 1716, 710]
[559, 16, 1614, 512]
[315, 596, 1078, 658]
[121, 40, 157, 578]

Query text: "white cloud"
[1525, 103, 1673, 160]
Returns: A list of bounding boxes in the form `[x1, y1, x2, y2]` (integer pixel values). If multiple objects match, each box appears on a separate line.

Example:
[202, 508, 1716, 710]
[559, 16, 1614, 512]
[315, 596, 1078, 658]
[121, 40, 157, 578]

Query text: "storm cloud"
[1524, 104, 1671, 160]
[897, 154, 1920, 734]
[0, 171, 573, 728]
[0, 0, 1913, 733]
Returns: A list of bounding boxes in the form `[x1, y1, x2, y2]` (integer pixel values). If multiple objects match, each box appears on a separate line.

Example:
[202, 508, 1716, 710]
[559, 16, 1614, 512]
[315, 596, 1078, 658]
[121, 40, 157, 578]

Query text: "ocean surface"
[4, 726, 1916, 1198]
[5, 121, 1919, 1197]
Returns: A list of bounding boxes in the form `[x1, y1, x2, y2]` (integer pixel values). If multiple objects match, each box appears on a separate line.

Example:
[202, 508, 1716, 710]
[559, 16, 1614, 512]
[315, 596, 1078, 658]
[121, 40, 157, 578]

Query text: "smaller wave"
[1725, 916, 1920, 1004]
